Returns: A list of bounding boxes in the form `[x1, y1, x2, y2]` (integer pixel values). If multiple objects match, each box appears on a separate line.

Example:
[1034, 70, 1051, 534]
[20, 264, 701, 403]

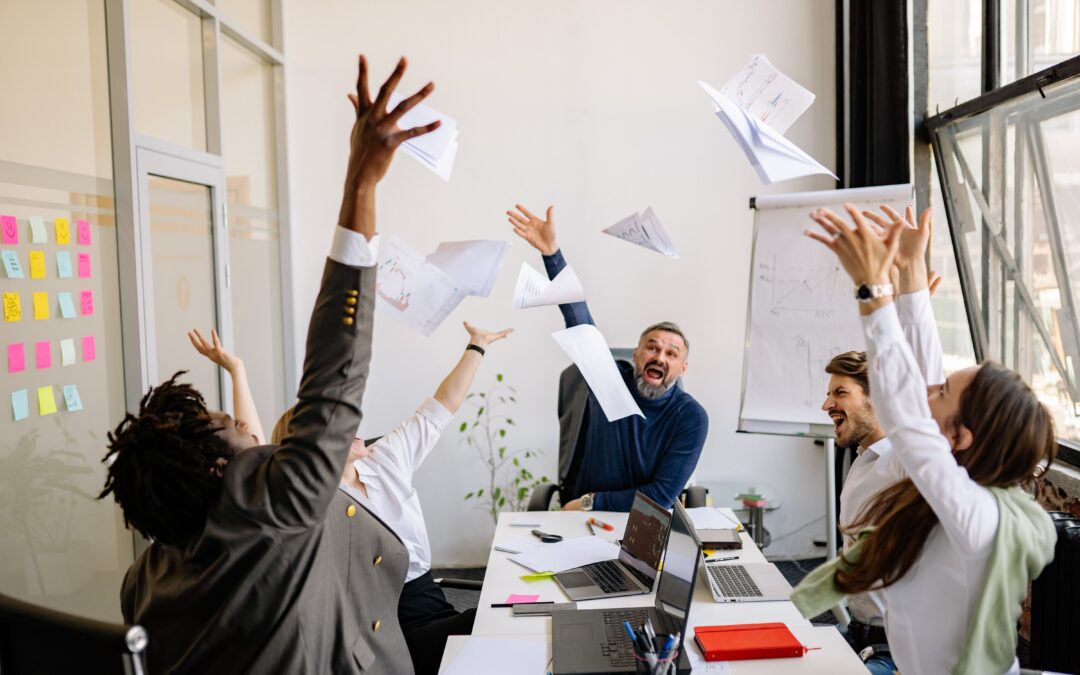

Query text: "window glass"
[215, 0, 273, 45]
[928, 0, 984, 112]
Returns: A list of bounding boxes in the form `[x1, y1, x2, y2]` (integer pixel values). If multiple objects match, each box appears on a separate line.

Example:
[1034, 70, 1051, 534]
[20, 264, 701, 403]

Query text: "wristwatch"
[580, 493, 595, 511]
[855, 282, 894, 303]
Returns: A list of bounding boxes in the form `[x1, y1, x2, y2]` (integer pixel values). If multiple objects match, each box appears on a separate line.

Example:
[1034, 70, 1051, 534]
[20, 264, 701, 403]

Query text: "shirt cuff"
[860, 302, 905, 347]
[329, 226, 380, 267]
[895, 288, 932, 324]
[416, 397, 454, 430]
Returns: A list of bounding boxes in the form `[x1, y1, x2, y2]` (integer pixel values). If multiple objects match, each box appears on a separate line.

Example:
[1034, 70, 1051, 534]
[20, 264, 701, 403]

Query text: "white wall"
[284, 0, 837, 564]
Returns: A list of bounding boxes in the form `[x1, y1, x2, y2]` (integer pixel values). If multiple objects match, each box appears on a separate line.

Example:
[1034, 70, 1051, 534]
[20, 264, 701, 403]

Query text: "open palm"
[507, 203, 558, 256]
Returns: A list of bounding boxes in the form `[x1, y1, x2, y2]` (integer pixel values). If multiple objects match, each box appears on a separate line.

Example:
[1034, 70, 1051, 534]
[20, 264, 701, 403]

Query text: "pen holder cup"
[632, 645, 678, 675]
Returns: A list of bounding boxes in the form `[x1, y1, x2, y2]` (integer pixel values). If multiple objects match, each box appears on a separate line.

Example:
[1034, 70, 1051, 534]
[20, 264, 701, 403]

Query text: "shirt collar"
[352, 456, 381, 480]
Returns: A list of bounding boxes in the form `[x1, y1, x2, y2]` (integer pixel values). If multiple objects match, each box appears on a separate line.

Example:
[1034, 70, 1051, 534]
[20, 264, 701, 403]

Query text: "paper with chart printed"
[720, 53, 815, 134]
[388, 91, 459, 181]
[512, 262, 585, 309]
[425, 240, 509, 298]
[375, 235, 466, 336]
[551, 324, 644, 422]
[603, 207, 678, 258]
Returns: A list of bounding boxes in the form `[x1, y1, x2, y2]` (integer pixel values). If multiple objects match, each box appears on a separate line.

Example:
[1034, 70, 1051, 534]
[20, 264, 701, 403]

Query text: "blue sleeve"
[542, 249, 594, 328]
[593, 406, 709, 512]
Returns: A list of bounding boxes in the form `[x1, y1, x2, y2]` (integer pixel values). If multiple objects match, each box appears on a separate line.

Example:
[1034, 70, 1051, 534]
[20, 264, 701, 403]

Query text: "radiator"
[1029, 511, 1080, 673]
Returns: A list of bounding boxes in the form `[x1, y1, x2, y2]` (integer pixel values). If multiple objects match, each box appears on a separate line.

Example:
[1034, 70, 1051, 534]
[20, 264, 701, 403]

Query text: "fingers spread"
[356, 54, 372, 108]
[383, 82, 434, 128]
[372, 56, 407, 117]
[390, 119, 440, 146]
[879, 204, 905, 225]
[515, 203, 540, 223]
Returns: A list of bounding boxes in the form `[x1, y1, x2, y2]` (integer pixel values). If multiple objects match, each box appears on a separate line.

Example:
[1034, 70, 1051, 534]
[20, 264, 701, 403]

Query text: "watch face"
[856, 284, 872, 300]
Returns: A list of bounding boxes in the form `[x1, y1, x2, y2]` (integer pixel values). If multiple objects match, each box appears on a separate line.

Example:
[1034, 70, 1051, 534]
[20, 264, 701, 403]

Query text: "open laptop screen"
[617, 492, 672, 586]
[656, 501, 699, 622]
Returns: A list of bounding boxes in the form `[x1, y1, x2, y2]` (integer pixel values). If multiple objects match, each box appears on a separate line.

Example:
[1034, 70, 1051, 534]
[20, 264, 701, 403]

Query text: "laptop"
[702, 561, 792, 603]
[554, 492, 672, 602]
[551, 500, 700, 675]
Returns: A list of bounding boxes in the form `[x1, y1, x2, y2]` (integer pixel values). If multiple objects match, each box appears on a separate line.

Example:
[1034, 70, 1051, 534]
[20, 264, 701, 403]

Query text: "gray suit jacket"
[121, 259, 386, 674]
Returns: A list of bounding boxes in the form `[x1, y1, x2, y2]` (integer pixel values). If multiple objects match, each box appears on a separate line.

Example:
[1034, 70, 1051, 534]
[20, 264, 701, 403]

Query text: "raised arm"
[433, 322, 513, 413]
[507, 203, 595, 327]
[188, 328, 266, 444]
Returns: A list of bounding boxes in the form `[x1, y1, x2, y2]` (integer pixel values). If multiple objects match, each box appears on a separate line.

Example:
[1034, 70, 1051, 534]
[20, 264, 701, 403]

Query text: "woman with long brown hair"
[793, 203, 1057, 675]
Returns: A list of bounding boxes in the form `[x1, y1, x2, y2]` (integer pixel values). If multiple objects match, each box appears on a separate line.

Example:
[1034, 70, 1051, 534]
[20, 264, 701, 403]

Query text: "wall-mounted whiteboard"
[739, 184, 912, 436]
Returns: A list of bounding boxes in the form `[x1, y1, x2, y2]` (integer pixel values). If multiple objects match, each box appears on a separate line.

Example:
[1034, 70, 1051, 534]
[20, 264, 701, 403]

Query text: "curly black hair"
[99, 372, 234, 546]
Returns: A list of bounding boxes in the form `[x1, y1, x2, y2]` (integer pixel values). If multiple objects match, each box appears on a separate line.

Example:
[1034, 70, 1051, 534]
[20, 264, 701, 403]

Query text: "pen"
[490, 601, 555, 608]
[587, 521, 596, 536]
[587, 517, 615, 532]
[660, 634, 676, 659]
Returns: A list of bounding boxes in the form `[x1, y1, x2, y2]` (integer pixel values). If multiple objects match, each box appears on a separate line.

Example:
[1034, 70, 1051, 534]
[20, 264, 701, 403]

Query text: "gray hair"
[638, 321, 689, 353]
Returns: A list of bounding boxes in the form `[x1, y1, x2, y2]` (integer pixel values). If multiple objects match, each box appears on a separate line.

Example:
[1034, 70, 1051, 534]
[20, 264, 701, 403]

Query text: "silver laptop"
[553, 492, 671, 602]
[702, 561, 792, 602]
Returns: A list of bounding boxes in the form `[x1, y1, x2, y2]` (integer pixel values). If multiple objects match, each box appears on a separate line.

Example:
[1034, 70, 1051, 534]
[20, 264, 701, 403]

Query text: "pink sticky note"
[79, 290, 94, 315]
[0, 215, 16, 244]
[505, 594, 540, 604]
[77, 253, 91, 278]
[35, 341, 51, 369]
[82, 335, 96, 362]
[7, 343, 25, 373]
[76, 219, 92, 245]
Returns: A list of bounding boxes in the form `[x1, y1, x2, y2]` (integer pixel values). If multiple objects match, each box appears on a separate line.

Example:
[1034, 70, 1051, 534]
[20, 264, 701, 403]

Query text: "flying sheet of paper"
[426, 240, 509, 298]
[375, 235, 466, 337]
[699, 79, 835, 185]
[603, 207, 678, 258]
[686, 507, 742, 531]
[720, 53, 815, 134]
[508, 535, 620, 574]
[388, 91, 459, 181]
[442, 637, 549, 675]
[551, 324, 644, 421]
[512, 263, 586, 309]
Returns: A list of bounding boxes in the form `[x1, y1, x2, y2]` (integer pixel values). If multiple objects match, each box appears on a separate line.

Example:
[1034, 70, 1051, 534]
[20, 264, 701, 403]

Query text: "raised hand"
[507, 203, 558, 256]
[861, 205, 933, 272]
[805, 203, 904, 289]
[464, 321, 513, 349]
[188, 328, 242, 374]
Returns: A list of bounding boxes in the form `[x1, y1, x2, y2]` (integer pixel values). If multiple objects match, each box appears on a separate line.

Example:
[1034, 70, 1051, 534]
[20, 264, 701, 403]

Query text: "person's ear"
[953, 424, 974, 452]
[678, 359, 689, 376]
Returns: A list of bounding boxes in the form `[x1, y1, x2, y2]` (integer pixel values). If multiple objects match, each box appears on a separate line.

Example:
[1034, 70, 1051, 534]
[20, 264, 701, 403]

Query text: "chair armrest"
[433, 578, 483, 592]
[527, 482, 559, 512]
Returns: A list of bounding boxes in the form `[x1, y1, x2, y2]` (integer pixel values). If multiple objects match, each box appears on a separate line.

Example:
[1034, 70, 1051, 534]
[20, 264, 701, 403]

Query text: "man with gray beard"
[507, 203, 709, 512]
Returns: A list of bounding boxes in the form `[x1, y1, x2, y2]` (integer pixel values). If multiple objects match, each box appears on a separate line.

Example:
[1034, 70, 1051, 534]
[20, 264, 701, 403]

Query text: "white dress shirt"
[328, 226, 381, 267]
[863, 295, 1012, 675]
[339, 398, 453, 582]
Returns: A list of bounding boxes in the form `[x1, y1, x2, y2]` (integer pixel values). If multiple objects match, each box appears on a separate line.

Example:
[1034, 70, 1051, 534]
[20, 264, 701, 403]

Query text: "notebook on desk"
[694, 622, 807, 661]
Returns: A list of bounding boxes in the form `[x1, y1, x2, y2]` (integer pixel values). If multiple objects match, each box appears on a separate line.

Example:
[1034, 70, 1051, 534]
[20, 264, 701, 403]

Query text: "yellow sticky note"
[28, 251, 45, 279]
[3, 292, 20, 322]
[32, 291, 49, 320]
[55, 217, 70, 245]
[37, 385, 58, 416]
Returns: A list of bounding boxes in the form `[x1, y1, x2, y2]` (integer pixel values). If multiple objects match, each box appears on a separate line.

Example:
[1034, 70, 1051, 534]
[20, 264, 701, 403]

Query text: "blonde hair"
[271, 406, 295, 445]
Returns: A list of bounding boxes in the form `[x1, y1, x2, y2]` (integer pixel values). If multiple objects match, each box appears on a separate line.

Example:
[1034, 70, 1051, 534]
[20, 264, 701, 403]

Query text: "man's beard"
[835, 404, 876, 448]
[634, 366, 677, 400]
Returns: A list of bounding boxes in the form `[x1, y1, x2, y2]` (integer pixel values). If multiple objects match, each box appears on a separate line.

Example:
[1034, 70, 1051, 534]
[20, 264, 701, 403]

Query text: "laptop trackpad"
[558, 620, 600, 643]
[558, 570, 594, 588]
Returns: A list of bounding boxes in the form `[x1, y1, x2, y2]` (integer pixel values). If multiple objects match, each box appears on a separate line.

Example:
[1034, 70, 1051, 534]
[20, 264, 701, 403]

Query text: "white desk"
[440, 510, 868, 674]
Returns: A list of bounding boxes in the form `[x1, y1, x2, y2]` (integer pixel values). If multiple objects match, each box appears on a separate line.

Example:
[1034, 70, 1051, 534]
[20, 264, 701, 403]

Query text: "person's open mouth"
[830, 412, 847, 436]
[644, 364, 666, 384]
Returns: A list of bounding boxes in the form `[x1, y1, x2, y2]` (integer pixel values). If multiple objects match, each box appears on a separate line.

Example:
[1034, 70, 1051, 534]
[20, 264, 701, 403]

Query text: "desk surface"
[441, 510, 867, 674]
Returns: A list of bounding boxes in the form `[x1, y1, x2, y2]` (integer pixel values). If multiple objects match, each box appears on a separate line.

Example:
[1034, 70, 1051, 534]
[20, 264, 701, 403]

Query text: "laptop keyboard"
[600, 608, 651, 667]
[708, 564, 763, 597]
[583, 560, 632, 594]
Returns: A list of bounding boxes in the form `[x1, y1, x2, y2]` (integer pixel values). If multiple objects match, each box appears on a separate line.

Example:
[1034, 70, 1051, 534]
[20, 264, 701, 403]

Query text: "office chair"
[527, 348, 708, 511]
[1027, 511, 1080, 674]
[0, 591, 148, 675]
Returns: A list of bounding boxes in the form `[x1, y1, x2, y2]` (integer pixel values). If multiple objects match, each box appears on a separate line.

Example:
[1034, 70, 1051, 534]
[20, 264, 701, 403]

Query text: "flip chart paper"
[12, 390, 29, 421]
[1, 215, 17, 244]
[60, 339, 75, 366]
[35, 340, 51, 369]
[603, 207, 679, 258]
[32, 291, 48, 320]
[3, 293, 21, 322]
[62, 385, 83, 412]
[76, 219, 92, 245]
[58, 292, 76, 318]
[37, 386, 58, 415]
[79, 290, 94, 315]
[512, 263, 586, 309]
[28, 251, 45, 279]
[29, 216, 47, 243]
[82, 335, 96, 361]
[56, 251, 73, 278]
[551, 324, 644, 421]
[1, 251, 23, 278]
[7, 343, 25, 372]
[55, 217, 70, 244]
[77, 253, 91, 278]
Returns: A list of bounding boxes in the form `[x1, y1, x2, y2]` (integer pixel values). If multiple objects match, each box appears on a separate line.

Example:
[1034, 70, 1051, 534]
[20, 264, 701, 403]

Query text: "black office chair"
[1027, 511, 1080, 674]
[0, 591, 148, 675]
[527, 349, 707, 511]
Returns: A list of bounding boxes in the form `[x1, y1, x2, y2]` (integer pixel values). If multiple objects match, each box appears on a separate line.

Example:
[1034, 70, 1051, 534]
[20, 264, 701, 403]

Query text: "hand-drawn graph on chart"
[757, 255, 847, 317]
[792, 333, 849, 412]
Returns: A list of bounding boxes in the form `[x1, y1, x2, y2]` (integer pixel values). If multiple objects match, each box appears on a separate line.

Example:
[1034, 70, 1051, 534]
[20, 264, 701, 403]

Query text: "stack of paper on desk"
[512, 263, 586, 309]
[388, 91, 459, 181]
[551, 324, 644, 422]
[508, 536, 620, 573]
[603, 207, 678, 258]
[686, 507, 742, 531]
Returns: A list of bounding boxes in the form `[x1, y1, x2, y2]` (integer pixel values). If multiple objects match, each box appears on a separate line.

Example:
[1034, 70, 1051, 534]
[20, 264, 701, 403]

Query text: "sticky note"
[79, 290, 94, 315]
[82, 335, 96, 361]
[35, 340, 51, 369]
[56, 251, 72, 278]
[55, 217, 70, 245]
[3, 292, 21, 322]
[77, 253, 91, 278]
[1, 250, 23, 278]
[37, 386, 57, 416]
[62, 385, 83, 412]
[33, 291, 49, 320]
[12, 389, 29, 421]
[76, 219, 92, 245]
[520, 571, 556, 582]
[29, 216, 47, 243]
[7, 343, 25, 372]
[28, 251, 45, 279]
[60, 339, 75, 366]
[58, 292, 76, 318]
[1, 215, 17, 244]
[505, 594, 540, 604]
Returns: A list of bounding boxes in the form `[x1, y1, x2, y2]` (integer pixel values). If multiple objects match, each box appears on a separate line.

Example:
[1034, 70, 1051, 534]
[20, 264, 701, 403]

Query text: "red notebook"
[694, 622, 808, 661]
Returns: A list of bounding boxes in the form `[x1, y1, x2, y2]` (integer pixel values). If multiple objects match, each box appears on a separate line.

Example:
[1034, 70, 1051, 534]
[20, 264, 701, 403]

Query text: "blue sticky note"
[1, 250, 23, 278]
[11, 389, 29, 421]
[62, 385, 83, 412]
[58, 292, 76, 318]
[56, 251, 73, 278]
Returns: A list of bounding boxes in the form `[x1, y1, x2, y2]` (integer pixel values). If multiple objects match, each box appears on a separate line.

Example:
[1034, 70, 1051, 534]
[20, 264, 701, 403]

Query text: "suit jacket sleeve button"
[372, 620, 381, 632]
[342, 317, 355, 326]
[345, 296, 358, 306]
[346, 504, 357, 517]
[347, 289, 359, 297]
[344, 306, 356, 315]
[373, 555, 382, 566]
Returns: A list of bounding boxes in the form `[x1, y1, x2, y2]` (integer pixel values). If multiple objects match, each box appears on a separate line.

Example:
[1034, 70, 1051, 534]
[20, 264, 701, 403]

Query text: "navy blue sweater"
[544, 251, 709, 512]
